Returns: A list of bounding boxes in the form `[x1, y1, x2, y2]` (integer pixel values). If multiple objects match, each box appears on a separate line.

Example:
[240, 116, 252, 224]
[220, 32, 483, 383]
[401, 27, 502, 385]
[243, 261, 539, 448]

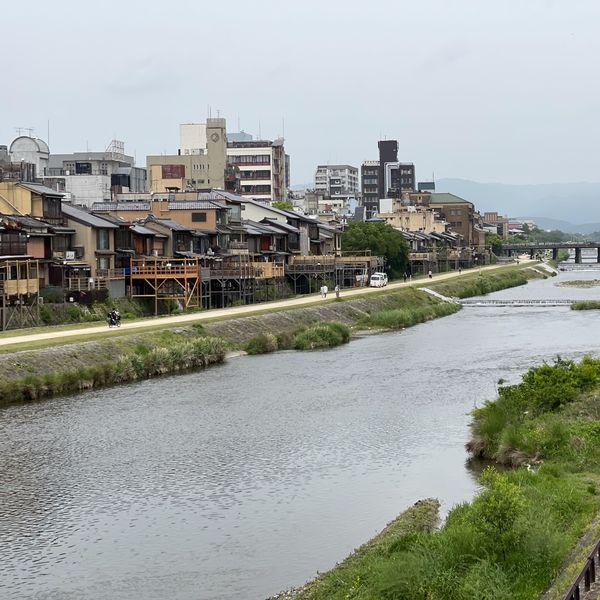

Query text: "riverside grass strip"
[291, 358, 600, 600]
[0, 335, 226, 406]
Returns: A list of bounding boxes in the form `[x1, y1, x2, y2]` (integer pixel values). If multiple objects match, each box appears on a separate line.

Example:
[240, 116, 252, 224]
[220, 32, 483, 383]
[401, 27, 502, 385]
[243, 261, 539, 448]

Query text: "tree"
[485, 233, 503, 256]
[272, 200, 294, 211]
[342, 221, 409, 278]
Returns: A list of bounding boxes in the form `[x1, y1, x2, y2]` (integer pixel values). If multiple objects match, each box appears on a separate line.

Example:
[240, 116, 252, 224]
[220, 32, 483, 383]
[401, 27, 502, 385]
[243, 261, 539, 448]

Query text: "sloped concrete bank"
[0, 269, 541, 406]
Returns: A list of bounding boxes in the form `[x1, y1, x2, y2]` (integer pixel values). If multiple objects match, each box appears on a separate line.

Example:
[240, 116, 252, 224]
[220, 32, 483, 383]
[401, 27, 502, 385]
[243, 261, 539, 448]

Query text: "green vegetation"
[427, 269, 535, 299]
[38, 297, 149, 326]
[571, 300, 600, 310]
[0, 334, 226, 406]
[272, 200, 294, 210]
[294, 322, 351, 350]
[342, 221, 409, 278]
[294, 357, 600, 600]
[245, 333, 279, 354]
[294, 499, 440, 599]
[486, 232, 504, 255]
[360, 302, 460, 330]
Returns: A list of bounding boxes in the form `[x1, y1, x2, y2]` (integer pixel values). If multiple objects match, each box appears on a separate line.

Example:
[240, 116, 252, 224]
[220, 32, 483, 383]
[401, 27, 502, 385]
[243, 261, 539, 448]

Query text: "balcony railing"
[66, 278, 107, 291]
[96, 268, 126, 280]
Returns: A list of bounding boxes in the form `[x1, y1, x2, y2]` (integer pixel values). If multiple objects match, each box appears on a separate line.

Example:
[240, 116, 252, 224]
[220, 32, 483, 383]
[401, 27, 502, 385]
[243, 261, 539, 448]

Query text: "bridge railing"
[563, 538, 600, 600]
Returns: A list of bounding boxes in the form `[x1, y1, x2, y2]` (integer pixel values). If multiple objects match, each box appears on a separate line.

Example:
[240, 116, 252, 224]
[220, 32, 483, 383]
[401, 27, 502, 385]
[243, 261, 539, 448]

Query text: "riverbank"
[283, 358, 600, 600]
[267, 499, 440, 600]
[0, 268, 544, 406]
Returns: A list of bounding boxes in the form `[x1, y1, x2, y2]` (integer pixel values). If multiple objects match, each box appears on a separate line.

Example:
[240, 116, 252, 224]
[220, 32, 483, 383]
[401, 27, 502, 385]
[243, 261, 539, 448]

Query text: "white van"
[369, 272, 388, 287]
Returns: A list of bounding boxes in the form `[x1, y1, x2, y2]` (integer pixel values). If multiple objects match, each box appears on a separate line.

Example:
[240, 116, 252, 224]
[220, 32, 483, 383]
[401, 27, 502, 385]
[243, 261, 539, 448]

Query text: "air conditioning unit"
[65, 251, 76, 260]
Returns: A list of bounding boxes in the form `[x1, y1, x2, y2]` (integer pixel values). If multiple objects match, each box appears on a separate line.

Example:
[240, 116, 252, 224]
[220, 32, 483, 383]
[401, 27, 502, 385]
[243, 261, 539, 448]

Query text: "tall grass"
[429, 270, 534, 299]
[294, 322, 351, 350]
[571, 300, 600, 310]
[362, 302, 460, 329]
[0, 335, 226, 405]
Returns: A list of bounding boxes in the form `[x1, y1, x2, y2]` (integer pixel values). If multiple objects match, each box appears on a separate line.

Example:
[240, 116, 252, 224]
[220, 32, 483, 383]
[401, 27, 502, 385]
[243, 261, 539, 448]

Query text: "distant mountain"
[435, 178, 600, 228]
[290, 183, 312, 191]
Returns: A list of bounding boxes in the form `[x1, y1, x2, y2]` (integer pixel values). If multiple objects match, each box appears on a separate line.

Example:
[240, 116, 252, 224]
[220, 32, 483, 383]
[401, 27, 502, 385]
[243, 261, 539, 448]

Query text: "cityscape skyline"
[2, 0, 600, 186]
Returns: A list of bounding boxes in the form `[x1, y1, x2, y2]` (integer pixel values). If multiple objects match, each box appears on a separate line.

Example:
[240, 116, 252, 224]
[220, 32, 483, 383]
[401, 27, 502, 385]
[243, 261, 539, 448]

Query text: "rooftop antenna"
[282, 117, 285, 139]
[15, 127, 34, 137]
[47, 120, 50, 148]
[258, 120, 262, 139]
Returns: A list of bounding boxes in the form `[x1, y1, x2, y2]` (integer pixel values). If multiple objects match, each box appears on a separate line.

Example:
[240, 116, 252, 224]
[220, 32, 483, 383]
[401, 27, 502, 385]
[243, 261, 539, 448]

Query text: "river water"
[1, 269, 599, 600]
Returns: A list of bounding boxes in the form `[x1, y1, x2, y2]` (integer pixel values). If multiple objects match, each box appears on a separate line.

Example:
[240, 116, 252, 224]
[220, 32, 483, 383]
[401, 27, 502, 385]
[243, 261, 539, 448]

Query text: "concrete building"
[361, 160, 380, 218]
[314, 164, 359, 196]
[483, 211, 510, 239]
[147, 119, 227, 193]
[414, 192, 486, 249]
[9, 136, 50, 178]
[42, 140, 146, 207]
[227, 138, 287, 203]
[378, 198, 447, 234]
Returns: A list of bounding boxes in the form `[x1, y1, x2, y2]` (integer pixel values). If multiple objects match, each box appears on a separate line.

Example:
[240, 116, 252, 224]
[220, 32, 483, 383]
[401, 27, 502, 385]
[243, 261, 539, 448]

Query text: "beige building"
[0, 181, 64, 224]
[378, 198, 447, 234]
[147, 119, 227, 192]
[227, 138, 287, 203]
[61, 203, 118, 277]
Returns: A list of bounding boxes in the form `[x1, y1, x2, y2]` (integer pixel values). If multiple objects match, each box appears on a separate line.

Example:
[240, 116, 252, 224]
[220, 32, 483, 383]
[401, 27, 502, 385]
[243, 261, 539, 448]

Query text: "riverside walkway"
[0, 261, 535, 349]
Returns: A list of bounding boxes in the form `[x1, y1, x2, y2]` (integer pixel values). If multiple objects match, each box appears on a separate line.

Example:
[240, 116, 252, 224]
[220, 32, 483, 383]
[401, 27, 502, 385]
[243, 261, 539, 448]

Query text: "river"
[1, 268, 599, 600]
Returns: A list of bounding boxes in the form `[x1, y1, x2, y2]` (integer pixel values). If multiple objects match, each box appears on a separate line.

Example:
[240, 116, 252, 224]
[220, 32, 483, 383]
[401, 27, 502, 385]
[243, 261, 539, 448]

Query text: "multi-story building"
[360, 161, 380, 218]
[361, 140, 416, 218]
[414, 192, 486, 249]
[314, 165, 358, 196]
[42, 140, 146, 207]
[147, 119, 227, 193]
[227, 138, 287, 203]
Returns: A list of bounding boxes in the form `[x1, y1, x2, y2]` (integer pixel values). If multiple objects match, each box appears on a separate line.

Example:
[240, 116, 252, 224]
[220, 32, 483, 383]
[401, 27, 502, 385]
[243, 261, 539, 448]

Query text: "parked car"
[369, 272, 388, 287]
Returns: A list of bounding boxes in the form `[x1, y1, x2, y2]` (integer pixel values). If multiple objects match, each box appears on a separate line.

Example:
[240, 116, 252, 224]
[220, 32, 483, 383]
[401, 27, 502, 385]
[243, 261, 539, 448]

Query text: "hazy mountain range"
[436, 178, 600, 233]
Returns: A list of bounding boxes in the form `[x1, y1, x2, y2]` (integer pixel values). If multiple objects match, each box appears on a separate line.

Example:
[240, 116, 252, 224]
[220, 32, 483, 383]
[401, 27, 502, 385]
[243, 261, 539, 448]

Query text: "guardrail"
[563, 538, 600, 600]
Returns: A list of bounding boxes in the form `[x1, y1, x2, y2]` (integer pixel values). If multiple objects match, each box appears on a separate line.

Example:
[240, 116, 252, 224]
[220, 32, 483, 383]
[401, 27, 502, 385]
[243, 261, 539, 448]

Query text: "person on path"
[458, 267, 462, 274]
[320, 285, 325, 298]
[335, 284, 340, 298]
[403, 273, 407, 283]
[428, 270, 433, 279]
[323, 285, 328, 298]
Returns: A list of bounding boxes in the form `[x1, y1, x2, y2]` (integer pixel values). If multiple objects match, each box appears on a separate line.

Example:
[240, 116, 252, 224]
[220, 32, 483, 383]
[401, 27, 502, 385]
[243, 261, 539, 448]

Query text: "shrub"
[245, 333, 278, 355]
[294, 322, 350, 350]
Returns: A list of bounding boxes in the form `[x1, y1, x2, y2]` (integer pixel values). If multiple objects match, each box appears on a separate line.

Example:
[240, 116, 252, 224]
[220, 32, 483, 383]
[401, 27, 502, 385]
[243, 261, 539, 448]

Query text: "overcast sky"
[2, 0, 599, 186]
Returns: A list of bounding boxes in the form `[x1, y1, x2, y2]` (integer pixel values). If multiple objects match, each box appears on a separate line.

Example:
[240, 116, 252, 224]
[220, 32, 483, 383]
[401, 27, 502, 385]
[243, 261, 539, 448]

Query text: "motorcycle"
[107, 313, 121, 328]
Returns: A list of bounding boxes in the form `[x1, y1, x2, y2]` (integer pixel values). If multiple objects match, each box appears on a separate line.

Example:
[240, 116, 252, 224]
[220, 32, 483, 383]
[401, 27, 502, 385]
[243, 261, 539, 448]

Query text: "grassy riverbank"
[289, 358, 600, 600]
[0, 329, 227, 406]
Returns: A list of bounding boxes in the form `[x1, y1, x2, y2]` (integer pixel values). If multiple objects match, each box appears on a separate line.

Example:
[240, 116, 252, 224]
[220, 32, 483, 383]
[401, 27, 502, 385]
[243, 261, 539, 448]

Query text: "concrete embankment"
[0, 268, 543, 406]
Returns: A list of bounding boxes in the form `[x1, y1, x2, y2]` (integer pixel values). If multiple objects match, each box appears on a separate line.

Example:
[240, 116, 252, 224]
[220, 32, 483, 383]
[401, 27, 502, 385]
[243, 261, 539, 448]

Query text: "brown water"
[1, 270, 599, 599]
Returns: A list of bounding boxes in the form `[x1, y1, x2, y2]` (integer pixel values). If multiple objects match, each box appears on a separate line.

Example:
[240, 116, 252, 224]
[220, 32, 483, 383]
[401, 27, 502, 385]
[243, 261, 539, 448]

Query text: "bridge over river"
[502, 242, 600, 263]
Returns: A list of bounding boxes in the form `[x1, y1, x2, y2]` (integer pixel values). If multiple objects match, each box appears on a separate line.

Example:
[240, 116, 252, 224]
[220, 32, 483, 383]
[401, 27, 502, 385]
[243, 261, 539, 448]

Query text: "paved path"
[0, 261, 535, 349]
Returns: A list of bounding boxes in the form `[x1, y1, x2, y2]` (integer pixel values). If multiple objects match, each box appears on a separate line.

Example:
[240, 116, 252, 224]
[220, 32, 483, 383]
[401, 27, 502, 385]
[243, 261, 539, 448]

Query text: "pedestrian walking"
[320, 285, 325, 298]
[428, 270, 432, 279]
[403, 273, 407, 283]
[323, 284, 328, 298]
[335, 284, 340, 298]
[458, 267, 462, 274]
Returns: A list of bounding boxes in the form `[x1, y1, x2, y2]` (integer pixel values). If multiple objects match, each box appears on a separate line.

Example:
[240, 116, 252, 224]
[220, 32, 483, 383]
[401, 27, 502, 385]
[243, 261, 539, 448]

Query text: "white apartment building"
[226, 138, 287, 203]
[314, 164, 359, 201]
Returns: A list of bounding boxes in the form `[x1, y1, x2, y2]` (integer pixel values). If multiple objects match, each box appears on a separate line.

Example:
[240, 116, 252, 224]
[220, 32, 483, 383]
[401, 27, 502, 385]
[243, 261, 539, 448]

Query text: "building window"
[192, 212, 207, 222]
[97, 229, 110, 250]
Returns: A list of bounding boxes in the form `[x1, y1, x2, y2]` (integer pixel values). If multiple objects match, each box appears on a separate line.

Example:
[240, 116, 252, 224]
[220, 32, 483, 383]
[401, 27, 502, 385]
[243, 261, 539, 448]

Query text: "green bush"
[294, 322, 350, 350]
[245, 333, 278, 355]
[363, 302, 460, 330]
